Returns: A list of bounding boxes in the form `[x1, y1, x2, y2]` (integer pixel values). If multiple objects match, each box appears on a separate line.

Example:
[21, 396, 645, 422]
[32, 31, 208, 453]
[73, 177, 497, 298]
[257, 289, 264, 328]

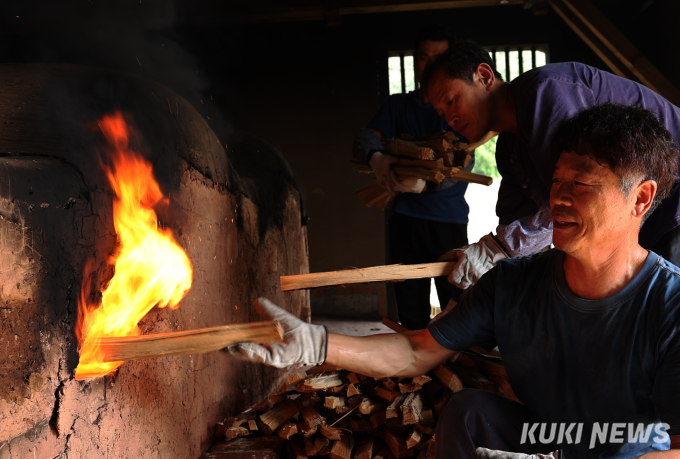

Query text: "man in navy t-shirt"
[230, 104, 680, 459]
[353, 25, 485, 329]
[423, 41, 680, 291]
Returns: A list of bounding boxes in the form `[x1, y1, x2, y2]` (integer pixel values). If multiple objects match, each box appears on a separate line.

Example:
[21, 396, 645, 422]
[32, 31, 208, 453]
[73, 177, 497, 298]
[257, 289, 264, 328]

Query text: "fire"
[75, 111, 193, 380]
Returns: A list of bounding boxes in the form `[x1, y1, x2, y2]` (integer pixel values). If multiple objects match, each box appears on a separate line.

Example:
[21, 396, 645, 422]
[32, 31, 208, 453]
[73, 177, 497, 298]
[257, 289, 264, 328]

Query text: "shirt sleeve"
[496, 205, 553, 257]
[652, 304, 680, 435]
[367, 96, 400, 139]
[427, 265, 499, 352]
[352, 127, 384, 165]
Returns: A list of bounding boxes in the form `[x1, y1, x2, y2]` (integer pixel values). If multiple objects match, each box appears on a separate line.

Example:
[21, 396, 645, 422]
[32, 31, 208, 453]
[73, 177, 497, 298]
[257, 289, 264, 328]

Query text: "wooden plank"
[280, 262, 455, 291]
[95, 320, 283, 364]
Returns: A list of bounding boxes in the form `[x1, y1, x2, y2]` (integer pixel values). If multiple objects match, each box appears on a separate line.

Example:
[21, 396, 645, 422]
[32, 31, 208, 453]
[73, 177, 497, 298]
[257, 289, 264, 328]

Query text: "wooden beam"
[180, 0, 523, 26]
[97, 320, 283, 362]
[280, 262, 455, 291]
[549, 0, 680, 106]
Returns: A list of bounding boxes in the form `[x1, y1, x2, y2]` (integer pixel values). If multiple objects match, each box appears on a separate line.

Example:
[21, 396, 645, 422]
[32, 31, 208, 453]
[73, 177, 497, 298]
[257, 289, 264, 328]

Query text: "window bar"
[491, 48, 497, 66]
[518, 46, 524, 75]
[400, 52, 406, 94]
[504, 48, 510, 82]
[532, 46, 537, 69]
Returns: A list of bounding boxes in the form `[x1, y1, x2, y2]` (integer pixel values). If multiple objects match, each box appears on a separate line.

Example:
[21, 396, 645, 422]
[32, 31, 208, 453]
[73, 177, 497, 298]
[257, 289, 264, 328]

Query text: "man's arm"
[326, 329, 457, 378]
[638, 451, 680, 459]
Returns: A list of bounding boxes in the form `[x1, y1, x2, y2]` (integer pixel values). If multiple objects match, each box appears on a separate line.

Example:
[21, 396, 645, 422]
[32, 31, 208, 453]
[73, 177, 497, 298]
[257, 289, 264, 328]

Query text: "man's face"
[414, 40, 449, 83]
[550, 152, 634, 255]
[426, 68, 492, 143]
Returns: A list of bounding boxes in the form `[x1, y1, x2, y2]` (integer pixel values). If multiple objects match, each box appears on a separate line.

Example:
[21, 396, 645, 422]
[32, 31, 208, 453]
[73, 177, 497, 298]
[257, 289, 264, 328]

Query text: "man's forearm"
[325, 330, 456, 378]
[638, 450, 680, 459]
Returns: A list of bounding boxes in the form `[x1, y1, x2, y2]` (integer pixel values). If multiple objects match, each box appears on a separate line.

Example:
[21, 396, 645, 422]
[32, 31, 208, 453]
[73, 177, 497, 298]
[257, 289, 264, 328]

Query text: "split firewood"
[300, 407, 325, 431]
[433, 365, 464, 393]
[299, 423, 319, 438]
[97, 320, 284, 363]
[346, 384, 361, 397]
[320, 424, 342, 441]
[370, 411, 387, 428]
[380, 378, 397, 391]
[297, 373, 344, 392]
[348, 417, 373, 432]
[347, 373, 361, 385]
[325, 396, 347, 409]
[396, 158, 445, 169]
[426, 435, 436, 459]
[401, 392, 423, 425]
[259, 399, 300, 435]
[383, 139, 436, 160]
[416, 423, 436, 436]
[359, 397, 383, 415]
[280, 262, 455, 291]
[251, 394, 287, 413]
[406, 428, 423, 449]
[335, 405, 351, 415]
[386, 393, 407, 419]
[419, 407, 436, 427]
[374, 446, 392, 459]
[329, 433, 355, 459]
[248, 419, 259, 431]
[304, 435, 320, 456]
[374, 387, 400, 403]
[286, 372, 305, 385]
[224, 426, 252, 441]
[355, 439, 375, 459]
[315, 436, 331, 454]
[384, 431, 413, 458]
[291, 437, 309, 459]
[279, 423, 299, 440]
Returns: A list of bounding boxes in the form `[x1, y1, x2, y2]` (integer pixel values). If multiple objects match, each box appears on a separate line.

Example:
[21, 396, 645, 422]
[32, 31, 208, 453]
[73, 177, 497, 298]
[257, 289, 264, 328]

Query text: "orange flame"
[74, 111, 193, 380]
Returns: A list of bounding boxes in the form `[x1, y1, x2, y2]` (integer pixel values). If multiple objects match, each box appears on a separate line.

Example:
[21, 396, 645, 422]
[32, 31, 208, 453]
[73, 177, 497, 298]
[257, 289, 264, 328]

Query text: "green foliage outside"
[471, 136, 501, 179]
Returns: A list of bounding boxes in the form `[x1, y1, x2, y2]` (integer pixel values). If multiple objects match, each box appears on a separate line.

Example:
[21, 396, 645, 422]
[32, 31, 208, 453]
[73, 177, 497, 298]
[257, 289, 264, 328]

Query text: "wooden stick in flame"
[99, 321, 283, 362]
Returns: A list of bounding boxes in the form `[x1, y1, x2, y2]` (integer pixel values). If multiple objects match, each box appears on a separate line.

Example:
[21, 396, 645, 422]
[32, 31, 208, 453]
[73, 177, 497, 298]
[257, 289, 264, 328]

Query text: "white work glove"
[474, 448, 558, 459]
[439, 233, 508, 289]
[393, 176, 426, 194]
[227, 298, 327, 368]
[369, 152, 398, 195]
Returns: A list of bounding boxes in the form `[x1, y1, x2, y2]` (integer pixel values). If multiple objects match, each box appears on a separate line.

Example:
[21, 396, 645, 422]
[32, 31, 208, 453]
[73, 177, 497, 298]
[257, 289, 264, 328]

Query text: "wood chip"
[347, 384, 361, 397]
[224, 426, 251, 441]
[347, 373, 360, 385]
[320, 424, 342, 441]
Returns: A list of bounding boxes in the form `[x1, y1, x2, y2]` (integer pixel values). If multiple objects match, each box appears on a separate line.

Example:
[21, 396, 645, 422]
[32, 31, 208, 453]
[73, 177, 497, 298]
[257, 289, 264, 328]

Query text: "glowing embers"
[75, 111, 193, 380]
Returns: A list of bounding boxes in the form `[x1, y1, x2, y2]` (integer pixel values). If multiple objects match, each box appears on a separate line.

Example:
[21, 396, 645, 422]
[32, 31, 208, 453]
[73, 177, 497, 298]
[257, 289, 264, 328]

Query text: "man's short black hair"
[552, 102, 680, 217]
[422, 39, 503, 88]
[414, 24, 455, 52]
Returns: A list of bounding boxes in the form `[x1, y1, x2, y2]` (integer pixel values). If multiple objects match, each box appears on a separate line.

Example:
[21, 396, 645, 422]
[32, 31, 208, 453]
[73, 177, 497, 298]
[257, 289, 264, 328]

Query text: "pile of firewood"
[216, 347, 516, 459]
[355, 132, 493, 210]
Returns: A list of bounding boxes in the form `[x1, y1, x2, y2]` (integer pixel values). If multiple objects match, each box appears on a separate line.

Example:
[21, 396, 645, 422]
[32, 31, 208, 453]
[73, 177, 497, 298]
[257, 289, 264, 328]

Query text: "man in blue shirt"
[230, 104, 680, 459]
[353, 25, 481, 329]
[422, 41, 680, 290]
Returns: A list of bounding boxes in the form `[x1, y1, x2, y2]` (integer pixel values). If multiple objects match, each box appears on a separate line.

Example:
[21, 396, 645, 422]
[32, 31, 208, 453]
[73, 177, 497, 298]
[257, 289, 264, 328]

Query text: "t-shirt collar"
[553, 249, 660, 312]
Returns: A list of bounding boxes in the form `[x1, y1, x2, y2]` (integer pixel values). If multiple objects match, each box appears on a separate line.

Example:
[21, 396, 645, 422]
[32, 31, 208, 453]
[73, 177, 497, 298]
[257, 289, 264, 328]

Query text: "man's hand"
[393, 176, 426, 194]
[439, 234, 508, 289]
[474, 447, 558, 459]
[369, 152, 398, 195]
[227, 298, 327, 368]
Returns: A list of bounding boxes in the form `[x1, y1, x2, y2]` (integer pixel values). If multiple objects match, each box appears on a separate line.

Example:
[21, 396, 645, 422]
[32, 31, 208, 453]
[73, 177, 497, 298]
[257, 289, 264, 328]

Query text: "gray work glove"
[474, 448, 559, 459]
[438, 233, 508, 289]
[369, 152, 398, 195]
[227, 298, 327, 368]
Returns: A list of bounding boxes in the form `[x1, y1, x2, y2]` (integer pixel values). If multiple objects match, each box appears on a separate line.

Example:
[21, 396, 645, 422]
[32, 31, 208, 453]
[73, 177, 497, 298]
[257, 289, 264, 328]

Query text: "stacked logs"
[355, 132, 492, 210]
[215, 348, 517, 459]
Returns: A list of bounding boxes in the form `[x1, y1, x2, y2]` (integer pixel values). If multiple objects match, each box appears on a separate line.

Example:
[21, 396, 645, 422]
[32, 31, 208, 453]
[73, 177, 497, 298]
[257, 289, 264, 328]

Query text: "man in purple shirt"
[422, 40, 680, 288]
